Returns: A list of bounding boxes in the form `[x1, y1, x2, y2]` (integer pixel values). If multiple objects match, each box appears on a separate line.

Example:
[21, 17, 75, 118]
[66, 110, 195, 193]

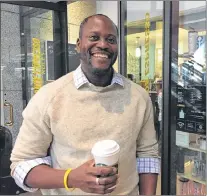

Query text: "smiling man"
[77, 15, 118, 86]
[10, 14, 160, 195]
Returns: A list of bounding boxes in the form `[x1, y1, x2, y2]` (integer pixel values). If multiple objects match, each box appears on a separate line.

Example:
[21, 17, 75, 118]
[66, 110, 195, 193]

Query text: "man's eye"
[89, 36, 99, 41]
[107, 38, 116, 44]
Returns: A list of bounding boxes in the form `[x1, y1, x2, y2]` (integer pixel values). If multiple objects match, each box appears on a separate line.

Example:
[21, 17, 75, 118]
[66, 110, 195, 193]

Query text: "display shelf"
[176, 129, 206, 137]
[177, 173, 206, 185]
[149, 91, 157, 93]
[176, 144, 206, 153]
[178, 53, 193, 58]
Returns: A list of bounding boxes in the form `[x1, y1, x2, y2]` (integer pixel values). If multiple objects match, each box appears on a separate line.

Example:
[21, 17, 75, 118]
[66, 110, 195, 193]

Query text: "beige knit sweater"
[11, 71, 158, 195]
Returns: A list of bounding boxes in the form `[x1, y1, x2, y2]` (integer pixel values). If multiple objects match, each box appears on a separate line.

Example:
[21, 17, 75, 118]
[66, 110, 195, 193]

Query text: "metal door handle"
[4, 102, 14, 126]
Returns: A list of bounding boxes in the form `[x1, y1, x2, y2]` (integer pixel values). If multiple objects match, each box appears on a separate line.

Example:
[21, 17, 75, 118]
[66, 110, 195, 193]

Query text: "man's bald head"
[79, 14, 118, 39]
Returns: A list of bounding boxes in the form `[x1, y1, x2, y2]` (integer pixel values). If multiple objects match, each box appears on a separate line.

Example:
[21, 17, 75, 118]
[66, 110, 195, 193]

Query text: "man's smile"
[92, 53, 109, 59]
[90, 51, 112, 59]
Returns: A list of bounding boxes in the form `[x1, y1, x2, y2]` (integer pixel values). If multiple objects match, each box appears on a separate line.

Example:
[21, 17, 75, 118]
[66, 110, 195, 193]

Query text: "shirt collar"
[73, 65, 124, 89]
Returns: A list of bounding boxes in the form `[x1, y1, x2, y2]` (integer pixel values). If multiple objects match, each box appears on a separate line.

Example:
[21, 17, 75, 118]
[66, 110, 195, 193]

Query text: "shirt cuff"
[137, 157, 160, 174]
[12, 156, 52, 192]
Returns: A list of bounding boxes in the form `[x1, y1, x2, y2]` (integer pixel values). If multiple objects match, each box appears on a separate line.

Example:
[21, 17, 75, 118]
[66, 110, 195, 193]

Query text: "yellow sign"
[32, 38, 45, 94]
[144, 13, 150, 91]
[140, 80, 150, 91]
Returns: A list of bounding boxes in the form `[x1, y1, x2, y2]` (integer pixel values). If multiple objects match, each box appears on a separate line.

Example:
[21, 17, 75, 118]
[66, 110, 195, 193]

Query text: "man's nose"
[96, 39, 109, 49]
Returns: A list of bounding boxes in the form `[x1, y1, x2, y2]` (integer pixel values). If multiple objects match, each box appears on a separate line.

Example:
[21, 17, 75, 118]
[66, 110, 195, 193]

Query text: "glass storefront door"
[0, 3, 68, 194]
[0, 2, 68, 144]
[174, 1, 206, 195]
[0, 3, 60, 145]
[125, 1, 163, 194]
[124, 1, 206, 195]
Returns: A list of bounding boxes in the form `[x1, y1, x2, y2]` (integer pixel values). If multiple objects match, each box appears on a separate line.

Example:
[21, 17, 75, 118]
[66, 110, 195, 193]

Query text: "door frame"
[0, 2, 68, 193]
[162, 1, 179, 195]
[1, 1, 66, 11]
[118, 1, 127, 77]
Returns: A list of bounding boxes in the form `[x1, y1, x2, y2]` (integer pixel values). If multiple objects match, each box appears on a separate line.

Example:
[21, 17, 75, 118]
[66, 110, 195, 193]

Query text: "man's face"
[77, 16, 118, 73]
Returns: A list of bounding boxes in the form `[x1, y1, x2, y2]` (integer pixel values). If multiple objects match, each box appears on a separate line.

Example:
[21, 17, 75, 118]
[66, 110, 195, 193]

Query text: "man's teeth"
[93, 54, 108, 58]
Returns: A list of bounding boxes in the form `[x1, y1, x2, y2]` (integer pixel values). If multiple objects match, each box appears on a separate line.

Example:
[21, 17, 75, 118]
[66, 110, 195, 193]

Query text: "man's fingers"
[87, 166, 117, 176]
[104, 182, 117, 190]
[91, 184, 105, 191]
[82, 161, 118, 194]
[98, 174, 118, 185]
[85, 175, 117, 186]
[104, 186, 117, 194]
[89, 185, 105, 194]
[86, 176, 118, 194]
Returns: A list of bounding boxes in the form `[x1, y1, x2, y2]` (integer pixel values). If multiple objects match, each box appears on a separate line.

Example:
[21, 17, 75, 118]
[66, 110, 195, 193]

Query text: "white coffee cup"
[91, 140, 120, 167]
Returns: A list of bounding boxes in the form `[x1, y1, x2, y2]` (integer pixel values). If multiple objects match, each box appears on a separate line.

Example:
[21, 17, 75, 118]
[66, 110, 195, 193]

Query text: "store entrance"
[125, 2, 164, 194]
[0, 2, 68, 194]
[124, 1, 206, 195]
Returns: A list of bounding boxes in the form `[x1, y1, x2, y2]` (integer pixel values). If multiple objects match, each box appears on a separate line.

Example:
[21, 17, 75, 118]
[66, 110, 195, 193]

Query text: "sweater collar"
[73, 65, 124, 89]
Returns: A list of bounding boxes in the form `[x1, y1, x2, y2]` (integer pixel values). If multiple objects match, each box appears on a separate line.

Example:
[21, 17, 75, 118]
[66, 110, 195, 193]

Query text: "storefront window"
[175, 1, 206, 195]
[126, 2, 163, 194]
[126, 1, 163, 85]
[0, 3, 65, 145]
[24, 9, 54, 100]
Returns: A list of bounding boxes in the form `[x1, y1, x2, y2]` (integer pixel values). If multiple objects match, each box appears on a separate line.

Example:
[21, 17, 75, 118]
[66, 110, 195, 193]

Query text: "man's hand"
[24, 159, 118, 194]
[69, 160, 118, 194]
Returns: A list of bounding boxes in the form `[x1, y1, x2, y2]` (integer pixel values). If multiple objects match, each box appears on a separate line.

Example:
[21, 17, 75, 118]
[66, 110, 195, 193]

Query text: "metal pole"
[205, 1, 207, 192]
[118, 0, 127, 77]
[161, 1, 179, 194]
[52, 1, 68, 78]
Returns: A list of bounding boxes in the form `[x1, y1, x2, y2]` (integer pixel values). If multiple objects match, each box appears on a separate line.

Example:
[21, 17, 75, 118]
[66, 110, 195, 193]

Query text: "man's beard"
[81, 49, 117, 76]
[90, 66, 112, 76]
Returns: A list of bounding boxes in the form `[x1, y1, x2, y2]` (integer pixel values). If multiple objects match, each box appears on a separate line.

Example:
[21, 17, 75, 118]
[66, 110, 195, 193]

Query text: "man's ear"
[76, 38, 80, 53]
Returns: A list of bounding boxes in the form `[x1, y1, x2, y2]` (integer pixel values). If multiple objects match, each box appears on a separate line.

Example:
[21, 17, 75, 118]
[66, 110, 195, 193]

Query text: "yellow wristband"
[64, 168, 75, 191]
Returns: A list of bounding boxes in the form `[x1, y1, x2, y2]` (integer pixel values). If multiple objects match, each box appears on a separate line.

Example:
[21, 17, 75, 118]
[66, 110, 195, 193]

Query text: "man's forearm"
[25, 165, 66, 189]
[139, 173, 158, 195]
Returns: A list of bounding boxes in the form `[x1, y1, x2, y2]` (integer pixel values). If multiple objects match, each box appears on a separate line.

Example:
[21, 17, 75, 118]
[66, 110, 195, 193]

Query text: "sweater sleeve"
[10, 87, 53, 175]
[12, 157, 51, 192]
[136, 96, 159, 158]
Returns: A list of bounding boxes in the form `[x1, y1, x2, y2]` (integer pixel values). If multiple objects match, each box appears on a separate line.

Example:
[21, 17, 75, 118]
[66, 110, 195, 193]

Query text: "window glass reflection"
[126, 2, 163, 195]
[175, 1, 206, 195]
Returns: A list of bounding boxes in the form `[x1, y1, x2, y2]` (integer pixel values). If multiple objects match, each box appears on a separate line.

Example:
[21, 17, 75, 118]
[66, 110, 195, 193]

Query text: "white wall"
[180, 1, 206, 12]
[96, 1, 118, 25]
[127, 1, 163, 22]
[127, 1, 206, 22]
